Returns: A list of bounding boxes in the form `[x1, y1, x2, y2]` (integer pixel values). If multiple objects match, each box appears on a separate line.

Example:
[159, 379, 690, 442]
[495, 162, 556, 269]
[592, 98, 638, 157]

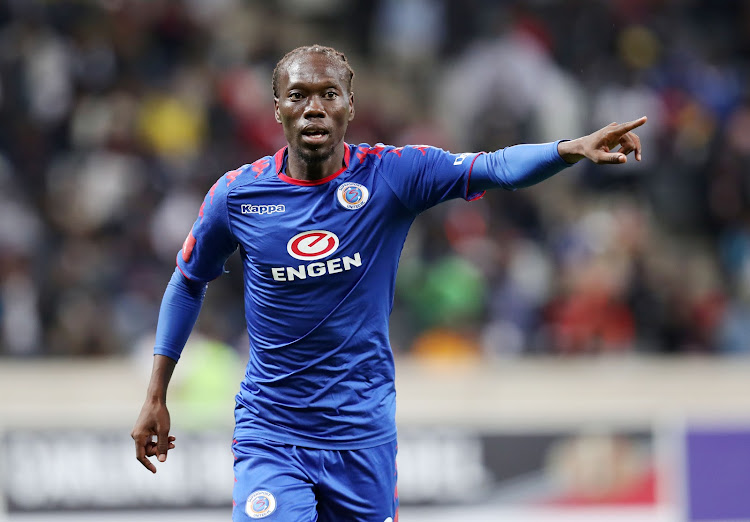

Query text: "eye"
[289, 92, 303, 100]
[324, 91, 338, 99]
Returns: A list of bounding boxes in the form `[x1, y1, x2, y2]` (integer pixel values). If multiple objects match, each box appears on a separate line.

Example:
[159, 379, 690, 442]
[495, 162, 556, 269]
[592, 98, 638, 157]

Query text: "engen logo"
[287, 230, 339, 261]
[273, 230, 363, 282]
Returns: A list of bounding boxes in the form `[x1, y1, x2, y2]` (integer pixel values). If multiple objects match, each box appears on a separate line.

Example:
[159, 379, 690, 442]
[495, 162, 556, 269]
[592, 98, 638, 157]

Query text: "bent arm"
[132, 268, 207, 473]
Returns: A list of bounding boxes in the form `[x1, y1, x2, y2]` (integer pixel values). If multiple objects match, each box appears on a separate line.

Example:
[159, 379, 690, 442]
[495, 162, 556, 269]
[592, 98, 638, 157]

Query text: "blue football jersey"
[175, 142, 547, 449]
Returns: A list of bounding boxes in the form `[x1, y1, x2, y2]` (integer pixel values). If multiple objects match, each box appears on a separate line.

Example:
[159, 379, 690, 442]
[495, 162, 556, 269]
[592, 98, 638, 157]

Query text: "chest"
[227, 173, 406, 271]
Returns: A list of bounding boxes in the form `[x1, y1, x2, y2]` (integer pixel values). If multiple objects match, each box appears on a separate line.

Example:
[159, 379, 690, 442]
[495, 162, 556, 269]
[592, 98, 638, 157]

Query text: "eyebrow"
[285, 82, 343, 92]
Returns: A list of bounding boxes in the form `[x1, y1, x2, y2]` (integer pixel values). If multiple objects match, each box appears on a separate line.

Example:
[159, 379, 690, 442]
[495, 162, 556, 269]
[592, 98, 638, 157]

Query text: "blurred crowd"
[1, 0, 750, 359]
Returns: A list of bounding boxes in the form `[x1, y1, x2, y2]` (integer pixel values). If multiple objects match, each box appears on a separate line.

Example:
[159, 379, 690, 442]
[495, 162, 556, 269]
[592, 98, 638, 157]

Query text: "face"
[274, 53, 355, 164]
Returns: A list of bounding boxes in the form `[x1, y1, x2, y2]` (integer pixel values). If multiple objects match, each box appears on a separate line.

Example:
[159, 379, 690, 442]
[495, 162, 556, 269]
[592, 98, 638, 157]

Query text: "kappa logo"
[337, 182, 369, 210]
[242, 204, 285, 215]
[246, 490, 276, 518]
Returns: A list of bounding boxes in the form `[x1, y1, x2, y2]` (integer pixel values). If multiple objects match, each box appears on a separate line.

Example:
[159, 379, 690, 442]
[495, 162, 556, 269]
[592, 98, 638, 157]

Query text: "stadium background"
[0, 0, 749, 520]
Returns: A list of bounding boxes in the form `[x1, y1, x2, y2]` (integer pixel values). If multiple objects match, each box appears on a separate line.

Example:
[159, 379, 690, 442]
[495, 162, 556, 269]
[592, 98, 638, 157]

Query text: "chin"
[296, 144, 335, 164]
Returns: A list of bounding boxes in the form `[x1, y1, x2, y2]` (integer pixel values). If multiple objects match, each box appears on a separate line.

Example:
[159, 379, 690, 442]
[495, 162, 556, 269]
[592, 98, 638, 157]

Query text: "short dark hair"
[272, 44, 355, 99]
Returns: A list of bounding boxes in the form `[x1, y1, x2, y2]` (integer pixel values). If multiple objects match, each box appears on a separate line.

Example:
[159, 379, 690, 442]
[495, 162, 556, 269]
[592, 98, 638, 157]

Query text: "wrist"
[557, 139, 585, 164]
[146, 386, 168, 403]
[145, 354, 177, 402]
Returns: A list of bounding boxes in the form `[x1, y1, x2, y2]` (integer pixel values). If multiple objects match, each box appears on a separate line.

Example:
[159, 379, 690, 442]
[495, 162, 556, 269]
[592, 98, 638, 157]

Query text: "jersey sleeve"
[377, 145, 486, 214]
[176, 173, 239, 283]
[377, 141, 572, 214]
[153, 268, 207, 362]
[468, 140, 572, 192]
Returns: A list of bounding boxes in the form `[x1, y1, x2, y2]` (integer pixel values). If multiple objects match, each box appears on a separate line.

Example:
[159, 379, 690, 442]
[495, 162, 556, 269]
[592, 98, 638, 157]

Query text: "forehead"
[279, 52, 349, 91]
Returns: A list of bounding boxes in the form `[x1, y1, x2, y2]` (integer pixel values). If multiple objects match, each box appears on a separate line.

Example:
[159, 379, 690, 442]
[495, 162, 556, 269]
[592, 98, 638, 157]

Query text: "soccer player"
[132, 44, 645, 521]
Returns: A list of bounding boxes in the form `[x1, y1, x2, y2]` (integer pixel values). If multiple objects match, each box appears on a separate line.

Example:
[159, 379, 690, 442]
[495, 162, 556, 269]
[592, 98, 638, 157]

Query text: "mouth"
[301, 127, 330, 145]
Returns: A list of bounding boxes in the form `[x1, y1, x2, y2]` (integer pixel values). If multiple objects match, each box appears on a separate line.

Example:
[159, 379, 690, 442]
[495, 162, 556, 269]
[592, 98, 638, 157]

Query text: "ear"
[348, 92, 355, 122]
[274, 98, 281, 123]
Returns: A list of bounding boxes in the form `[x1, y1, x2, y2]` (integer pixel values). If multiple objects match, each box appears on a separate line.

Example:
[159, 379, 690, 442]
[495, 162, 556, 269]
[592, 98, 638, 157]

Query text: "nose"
[304, 95, 325, 118]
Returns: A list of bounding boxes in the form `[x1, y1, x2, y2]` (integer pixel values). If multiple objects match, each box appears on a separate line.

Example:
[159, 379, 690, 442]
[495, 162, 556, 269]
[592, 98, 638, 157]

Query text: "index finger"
[135, 436, 157, 474]
[613, 116, 647, 135]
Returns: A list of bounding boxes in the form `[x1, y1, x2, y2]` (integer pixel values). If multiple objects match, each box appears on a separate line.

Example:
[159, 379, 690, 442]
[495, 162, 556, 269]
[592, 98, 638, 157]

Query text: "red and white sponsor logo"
[274, 230, 362, 281]
[287, 230, 339, 261]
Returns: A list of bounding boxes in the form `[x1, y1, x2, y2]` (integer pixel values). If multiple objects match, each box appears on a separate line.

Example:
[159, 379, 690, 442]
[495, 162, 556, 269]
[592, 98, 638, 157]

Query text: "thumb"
[597, 151, 626, 164]
[157, 429, 170, 462]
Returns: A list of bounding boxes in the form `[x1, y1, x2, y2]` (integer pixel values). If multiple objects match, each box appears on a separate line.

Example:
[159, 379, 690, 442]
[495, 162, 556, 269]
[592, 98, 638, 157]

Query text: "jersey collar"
[275, 144, 351, 186]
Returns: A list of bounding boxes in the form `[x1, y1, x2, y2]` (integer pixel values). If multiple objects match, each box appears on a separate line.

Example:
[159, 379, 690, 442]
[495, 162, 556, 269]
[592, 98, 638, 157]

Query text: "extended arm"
[469, 116, 647, 192]
[131, 268, 207, 473]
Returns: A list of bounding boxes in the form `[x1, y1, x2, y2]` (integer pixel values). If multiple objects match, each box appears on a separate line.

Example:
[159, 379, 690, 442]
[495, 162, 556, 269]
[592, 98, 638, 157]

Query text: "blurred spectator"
[0, 155, 43, 355]
[0, 0, 748, 360]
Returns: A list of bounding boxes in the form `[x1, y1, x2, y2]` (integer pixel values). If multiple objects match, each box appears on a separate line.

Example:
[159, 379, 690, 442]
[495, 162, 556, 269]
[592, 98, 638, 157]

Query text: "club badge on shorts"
[246, 490, 276, 518]
[337, 182, 369, 210]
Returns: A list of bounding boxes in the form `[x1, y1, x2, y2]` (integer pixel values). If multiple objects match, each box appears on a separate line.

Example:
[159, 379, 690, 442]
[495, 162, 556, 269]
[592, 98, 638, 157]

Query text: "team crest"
[246, 490, 276, 518]
[337, 182, 369, 210]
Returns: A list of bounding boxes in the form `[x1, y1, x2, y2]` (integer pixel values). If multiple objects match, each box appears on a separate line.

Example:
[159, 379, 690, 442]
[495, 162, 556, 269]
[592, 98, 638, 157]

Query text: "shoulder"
[227, 154, 277, 190]
[350, 143, 437, 168]
[352, 143, 433, 159]
[206, 151, 280, 197]
[196, 152, 278, 221]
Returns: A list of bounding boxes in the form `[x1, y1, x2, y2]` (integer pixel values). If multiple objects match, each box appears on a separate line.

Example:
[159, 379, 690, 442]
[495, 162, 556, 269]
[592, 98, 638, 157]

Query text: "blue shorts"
[231, 437, 399, 521]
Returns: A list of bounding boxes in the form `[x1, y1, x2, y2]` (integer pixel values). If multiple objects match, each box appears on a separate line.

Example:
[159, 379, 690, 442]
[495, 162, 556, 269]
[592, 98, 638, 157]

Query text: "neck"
[286, 143, 346, 181]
